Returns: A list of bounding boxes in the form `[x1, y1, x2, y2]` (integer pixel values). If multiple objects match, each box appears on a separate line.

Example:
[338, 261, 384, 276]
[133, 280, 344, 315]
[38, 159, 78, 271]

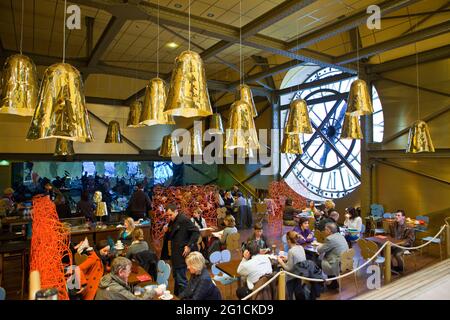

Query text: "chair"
[210, 250, 237, 298]
[156, 260, 171, 287]
[0, 287, 5, 300]
[383, 213, 393, 219]
[402, 249, 417, 272]
[357, 239, 385, 278]
[365, 240, 386, 273]
[370, 204, 384, 222]
[338, 248, 358, 294]
[0, 240, 28, 299]
[225, 233, 241, 258]
[421, 233, 443, 261]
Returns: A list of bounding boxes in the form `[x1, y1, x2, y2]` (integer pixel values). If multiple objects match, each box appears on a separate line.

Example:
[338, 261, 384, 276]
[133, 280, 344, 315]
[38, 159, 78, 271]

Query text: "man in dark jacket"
[162, 203, 200, 296]
[127, 183, 151, 220]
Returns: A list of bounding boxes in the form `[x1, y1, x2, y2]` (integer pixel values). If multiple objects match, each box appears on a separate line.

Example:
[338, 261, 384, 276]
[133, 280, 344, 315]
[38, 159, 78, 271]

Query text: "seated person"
[219, 215, 238, 245]
[95, 257, 162, 300]
[317, 211, 340, 232]
[323, 199, 336, 217]
[75, 240, 111, 300]
[293, 217, 315, 245]
[388, 210, 415, 273]
[236, 241, 273, 299]
[317, 222, 349, 290]
[191, 208, 207, 229]
[283, 198, 298, 226]
[343, 207, 363, 243]
[178, 252, 222, 300]
[277, 231, 306, 300]
[244, 223, 270, 253]
[125, 228, 149, 259]
[118, 217, 135, 246]
[307, 201, 319, 216]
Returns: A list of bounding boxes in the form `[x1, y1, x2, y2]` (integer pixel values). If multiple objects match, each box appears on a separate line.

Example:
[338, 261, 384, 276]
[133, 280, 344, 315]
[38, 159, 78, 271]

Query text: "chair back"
[226, 232, 241, 251]
[0, 287, 5, 300]
[357, 238, 370, 260]
[340, 248, 355, 273]
[365, 240, 380, 259]
[383, 213, 392, 219]
[315, 230, 326, 243]
[156, 260, 171, 286]
[251, 273, 277, 300]
[360, 224, 366, 237]
[370, 204, 384, 218]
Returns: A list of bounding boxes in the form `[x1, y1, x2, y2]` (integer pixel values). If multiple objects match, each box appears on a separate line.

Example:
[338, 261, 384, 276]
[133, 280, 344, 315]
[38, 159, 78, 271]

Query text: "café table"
[216, 259, 241, 279]
[129, 265, 155, 287]
[365, 235, 406, 246]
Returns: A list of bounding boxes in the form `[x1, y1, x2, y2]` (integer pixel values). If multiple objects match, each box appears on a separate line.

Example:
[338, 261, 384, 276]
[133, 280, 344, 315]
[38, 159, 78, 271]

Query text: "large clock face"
[281, 67, 383, 200]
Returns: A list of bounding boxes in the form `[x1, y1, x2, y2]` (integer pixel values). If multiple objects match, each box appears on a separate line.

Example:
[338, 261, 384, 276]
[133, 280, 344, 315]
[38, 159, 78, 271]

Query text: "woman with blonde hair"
[118, 217, 135, 246]
[324, 200, 335, 217]
[125, 228, 149, 259]
[179, 252, 222, 300]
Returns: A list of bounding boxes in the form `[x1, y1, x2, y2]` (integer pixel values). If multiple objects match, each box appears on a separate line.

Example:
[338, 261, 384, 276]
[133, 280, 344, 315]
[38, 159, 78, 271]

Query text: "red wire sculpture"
[151, 185, 219, 252]
[30, 195, 72, 300]
[268, 180, 307, 236]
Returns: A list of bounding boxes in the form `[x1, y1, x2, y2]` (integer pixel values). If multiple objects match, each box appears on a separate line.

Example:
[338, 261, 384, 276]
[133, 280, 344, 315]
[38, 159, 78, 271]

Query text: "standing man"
[162, 203, 200, 296]
[389, 210, 415, 273]
[127, 183, 151, 220]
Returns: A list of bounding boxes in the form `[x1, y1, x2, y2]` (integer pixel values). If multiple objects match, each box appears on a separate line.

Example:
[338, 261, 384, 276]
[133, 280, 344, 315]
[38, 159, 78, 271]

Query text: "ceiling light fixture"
[166, 42, 179, 49]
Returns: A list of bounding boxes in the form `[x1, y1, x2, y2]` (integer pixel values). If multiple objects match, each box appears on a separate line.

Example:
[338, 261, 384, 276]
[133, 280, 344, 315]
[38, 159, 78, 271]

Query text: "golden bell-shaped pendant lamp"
[209, 113, 224, 135]
[54, 139, 75, 156]
[104, 120, 123, 143]
[26, 63, 94, 142]
[285, 99, 313, 134]
[140, 78, 175, 126]
[159, 134, 180, 157]
[185, 128, 203, 156]
[0, 54, 39, 116]
[340, 113, 363, 139]
[238, 84, 258, 118]
[224, 100, 259, 152]
[281, 133, 303, 154]
[346, 79, 373, 116]
[406, 120, 435, 153]
[164, 51, 213, 118]
[127, 100, 144, 127]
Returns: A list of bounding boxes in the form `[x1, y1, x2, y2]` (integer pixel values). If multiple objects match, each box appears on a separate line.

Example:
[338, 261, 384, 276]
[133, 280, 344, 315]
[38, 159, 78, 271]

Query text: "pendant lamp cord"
[20, 0, 24, 55]
[63, 0, 67, 63]
[188, 0, 191, 52]
[157, 0, 160, 78]
[356, 28, 359, 79]
[239, 0, 242, 86]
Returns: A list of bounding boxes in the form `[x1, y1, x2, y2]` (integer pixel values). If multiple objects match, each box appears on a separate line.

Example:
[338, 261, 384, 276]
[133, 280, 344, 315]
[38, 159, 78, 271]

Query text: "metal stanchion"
[278, 271, 286, 300]
[384, 241, 391, 284]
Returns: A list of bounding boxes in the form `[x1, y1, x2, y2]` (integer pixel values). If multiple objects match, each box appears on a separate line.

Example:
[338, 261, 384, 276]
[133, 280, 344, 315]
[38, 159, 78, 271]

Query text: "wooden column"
[384, 242, 391, 284]
[278, 271, 286, 300]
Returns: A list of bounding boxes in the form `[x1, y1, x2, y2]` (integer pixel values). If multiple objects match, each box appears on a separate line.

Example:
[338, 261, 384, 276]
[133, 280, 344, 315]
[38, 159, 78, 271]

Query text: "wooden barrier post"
[278, 271, 286, 300]
[446, 223, 450, 259]
[29, 270, 40, 300]
[384, 242, 391, 285]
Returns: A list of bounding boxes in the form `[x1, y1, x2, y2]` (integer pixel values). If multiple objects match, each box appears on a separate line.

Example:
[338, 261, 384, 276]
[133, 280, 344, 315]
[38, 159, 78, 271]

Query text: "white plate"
[159, 294, 173, 300]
